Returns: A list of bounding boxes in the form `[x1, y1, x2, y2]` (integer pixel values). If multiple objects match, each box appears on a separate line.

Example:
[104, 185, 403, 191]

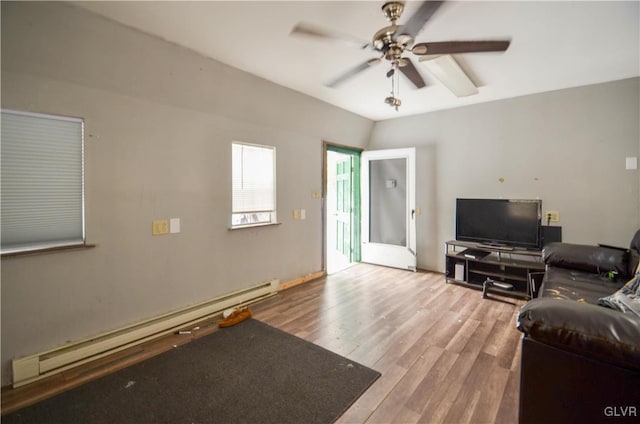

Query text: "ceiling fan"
[291, 1, 511, 110]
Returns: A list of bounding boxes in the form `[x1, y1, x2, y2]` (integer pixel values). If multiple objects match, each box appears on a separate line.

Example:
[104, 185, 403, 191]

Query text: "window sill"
[1, 243, 96, 258]
[228, 222, 282, 231]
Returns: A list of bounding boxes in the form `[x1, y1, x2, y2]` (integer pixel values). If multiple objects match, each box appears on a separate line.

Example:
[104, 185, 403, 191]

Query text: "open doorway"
[324, 144, 361, 275]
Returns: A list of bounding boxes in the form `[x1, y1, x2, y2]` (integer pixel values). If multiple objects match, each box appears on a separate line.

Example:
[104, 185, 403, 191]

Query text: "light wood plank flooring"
[252, 264, 525, 424]
[2, 264, 525, 423]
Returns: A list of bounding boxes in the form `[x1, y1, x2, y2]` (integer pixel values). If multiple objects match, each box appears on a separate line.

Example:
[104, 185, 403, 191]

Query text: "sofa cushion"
[543, 242, 629, 278]
[517, 297, 640, 372]
[599, 272, 640, 317]
[541, 267, 624, 304]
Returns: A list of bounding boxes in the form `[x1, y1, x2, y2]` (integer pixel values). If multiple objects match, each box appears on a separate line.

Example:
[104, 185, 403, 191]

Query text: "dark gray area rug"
[4, 319, 380, 424]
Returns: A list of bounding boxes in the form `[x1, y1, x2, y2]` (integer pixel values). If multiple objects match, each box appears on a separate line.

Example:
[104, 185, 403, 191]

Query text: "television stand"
[482, 278, 514, 299]
[480, 243, 514, 251]
[445, 240, 544, 300]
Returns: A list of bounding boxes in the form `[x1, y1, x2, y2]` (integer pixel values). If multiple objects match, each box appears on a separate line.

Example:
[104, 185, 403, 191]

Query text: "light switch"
[626, 157, 637, 170]
[152, 220, 169, 235]
[300, 209, 306, 220]
[170, 218, 180, 234]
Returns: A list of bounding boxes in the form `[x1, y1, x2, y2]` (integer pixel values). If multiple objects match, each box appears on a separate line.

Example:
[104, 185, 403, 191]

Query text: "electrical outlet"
[546, 211, 560, 223]
[152, 220, 169, 235]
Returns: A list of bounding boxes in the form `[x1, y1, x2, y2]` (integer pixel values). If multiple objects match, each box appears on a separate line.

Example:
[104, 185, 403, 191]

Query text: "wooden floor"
[253, 264, 525, 424]
[2, 264, 525, 423]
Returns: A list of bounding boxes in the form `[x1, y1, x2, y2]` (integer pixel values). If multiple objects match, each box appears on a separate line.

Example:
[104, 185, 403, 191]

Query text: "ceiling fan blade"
[291, 23, 369, 49]
[399, 58, 427, 89]
[412, 40, 511, 55]
[396, 1, 444, 40]
[326, 58, 381, 88]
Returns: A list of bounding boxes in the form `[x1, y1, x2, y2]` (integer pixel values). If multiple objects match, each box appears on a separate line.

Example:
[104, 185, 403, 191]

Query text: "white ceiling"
[74, 1, 640, 121]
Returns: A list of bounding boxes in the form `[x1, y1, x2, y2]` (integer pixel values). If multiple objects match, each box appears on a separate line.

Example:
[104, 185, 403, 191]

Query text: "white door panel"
[361, 148, 416, 271]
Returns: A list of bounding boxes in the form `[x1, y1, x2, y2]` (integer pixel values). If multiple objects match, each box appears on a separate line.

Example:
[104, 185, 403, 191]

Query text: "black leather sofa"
[516, 231, 640, 423]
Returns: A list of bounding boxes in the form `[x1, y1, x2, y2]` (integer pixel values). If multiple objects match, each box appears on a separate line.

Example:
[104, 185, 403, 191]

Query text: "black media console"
[445, 240, 545, 300]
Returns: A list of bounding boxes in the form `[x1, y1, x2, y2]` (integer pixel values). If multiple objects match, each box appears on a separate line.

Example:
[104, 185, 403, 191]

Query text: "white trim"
[1, 108, 83, 123]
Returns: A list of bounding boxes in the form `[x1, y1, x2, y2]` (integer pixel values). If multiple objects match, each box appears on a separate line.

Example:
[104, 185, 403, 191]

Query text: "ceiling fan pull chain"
[385, 61, 401, 110]
[391, 66, 395, 96]
[395, 62, 400, 98]
[394, 67, 398, 107]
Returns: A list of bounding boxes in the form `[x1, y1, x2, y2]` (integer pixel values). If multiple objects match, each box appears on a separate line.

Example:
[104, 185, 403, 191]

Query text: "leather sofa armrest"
[543, 242, 629, 277]
[517, 298, 640, 371]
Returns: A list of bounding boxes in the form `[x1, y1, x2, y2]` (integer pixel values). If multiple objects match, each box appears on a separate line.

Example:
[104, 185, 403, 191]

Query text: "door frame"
[322, 141, 363, 273]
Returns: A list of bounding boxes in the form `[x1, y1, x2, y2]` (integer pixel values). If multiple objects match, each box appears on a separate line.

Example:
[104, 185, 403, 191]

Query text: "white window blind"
[1, 109, 85, 253]
[232, 142, 276, 227]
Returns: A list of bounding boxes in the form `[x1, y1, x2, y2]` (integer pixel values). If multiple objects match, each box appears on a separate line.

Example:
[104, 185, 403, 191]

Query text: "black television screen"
[456, 198, 542, 249]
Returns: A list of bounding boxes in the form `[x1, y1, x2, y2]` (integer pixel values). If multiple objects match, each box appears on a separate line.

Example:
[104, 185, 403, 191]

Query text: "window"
[1, 109, 85, 254]
[231, 142, 277, 228]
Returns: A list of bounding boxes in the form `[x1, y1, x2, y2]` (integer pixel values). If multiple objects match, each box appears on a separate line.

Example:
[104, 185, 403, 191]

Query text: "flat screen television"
[456, 198, 542, 249]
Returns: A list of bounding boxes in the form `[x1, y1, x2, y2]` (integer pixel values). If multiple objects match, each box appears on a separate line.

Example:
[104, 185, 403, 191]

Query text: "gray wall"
[0, 2, 373, 384]
[369, 78, 640, 272]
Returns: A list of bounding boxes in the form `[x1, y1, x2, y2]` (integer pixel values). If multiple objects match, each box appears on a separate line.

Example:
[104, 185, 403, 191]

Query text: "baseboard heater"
[12, 279, 279, 388]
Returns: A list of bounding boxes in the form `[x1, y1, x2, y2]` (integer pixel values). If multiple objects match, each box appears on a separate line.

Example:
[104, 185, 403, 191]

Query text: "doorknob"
[411, 209, 415, 219]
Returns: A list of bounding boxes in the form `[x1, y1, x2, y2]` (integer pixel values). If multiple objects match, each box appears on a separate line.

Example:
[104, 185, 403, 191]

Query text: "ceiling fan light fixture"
[420, 54, 478, 97]
[385, 96, 401, 107]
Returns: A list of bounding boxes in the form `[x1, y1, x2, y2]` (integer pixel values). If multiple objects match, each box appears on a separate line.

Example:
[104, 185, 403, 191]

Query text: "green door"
[327, 147, 360, 273]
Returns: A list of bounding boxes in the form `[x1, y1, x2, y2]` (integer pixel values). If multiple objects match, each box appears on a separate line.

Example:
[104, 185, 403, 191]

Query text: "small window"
[231, 142, 277, 228]
[1, 109, 85, 254]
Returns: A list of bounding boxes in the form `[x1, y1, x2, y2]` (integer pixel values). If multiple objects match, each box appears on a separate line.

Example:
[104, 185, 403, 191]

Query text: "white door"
[361, 148, 417, 271]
